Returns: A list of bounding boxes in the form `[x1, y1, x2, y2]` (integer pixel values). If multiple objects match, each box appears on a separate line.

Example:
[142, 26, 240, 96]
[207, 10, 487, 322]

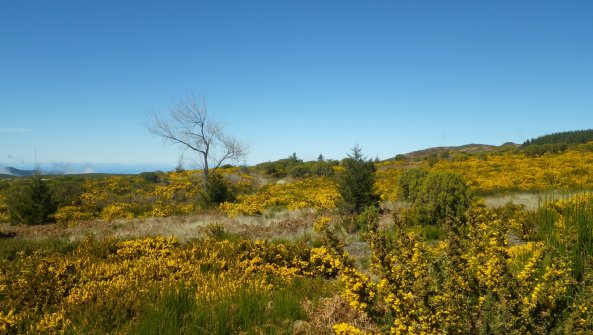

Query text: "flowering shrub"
[220, 177, 339, 216]
[431, 149, 593, 192]
[333, 322, 372, 335]
[313, 216, 331, 233]
[374, 149, 593, 200]
[34, 170, 219, 224]
[0, 193, 9, 223]
[51, 205, 95, 224]
[3, 147, 593, 226]
[0, 236, 341, 334]
[319, 203, 585, 334]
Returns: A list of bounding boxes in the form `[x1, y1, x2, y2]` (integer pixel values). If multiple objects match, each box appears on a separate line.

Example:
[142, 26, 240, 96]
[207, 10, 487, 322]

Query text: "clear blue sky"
[1, 1, 592, 172]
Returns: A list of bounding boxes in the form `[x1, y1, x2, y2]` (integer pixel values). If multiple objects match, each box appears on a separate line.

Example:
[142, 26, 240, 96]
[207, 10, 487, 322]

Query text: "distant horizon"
[0, 136, 533, 175]
[0, 162, 177, 175]
[5, 126, 593, 174]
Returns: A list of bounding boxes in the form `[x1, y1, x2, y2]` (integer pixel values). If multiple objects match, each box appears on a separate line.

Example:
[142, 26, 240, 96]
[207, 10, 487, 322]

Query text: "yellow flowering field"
[431, 149, 593, 192]
[0, 236, 342, 334]
[3, 147, 593, 226]
[2, 178, 593, 333]
[220, 176, 340, 216]
[375, 148, 593, 201]
[48, 168, 255, 224]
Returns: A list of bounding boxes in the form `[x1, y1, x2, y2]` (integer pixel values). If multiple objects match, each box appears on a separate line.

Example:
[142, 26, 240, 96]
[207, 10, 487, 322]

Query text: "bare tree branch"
[145, 94, 248, 178]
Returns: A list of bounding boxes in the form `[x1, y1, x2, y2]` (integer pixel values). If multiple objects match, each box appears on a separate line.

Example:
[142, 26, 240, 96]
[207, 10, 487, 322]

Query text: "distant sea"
[1, 162, 176, 175]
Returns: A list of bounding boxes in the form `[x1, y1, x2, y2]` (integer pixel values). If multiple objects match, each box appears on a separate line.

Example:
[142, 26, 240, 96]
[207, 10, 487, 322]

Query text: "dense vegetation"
[0, 237, 344, 334]
[521, 129, 593, 157]
[3, 142, 593, 224]
[2, 193, 593, 333]
[256, 153, 338, 178]
[2, 135, 593, 334]
[326, 195, 593, 334]
[523, 129, 593, 146]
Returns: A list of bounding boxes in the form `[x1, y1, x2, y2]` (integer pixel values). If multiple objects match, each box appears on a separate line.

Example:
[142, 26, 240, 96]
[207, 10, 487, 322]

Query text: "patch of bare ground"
[483, 192, 542, 210]
[0, 221, 70, 240]
[483, 190, 588, 211]
[0, 208, 321, 242]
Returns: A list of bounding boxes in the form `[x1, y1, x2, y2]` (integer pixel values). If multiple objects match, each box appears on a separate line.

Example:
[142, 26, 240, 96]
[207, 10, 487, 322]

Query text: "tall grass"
[0, 237, 77, 260]
[131, 278, 332, 335]
[535, 193, 593, 281]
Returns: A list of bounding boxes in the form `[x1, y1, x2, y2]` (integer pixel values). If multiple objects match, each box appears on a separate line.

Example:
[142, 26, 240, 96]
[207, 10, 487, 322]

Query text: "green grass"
[130, 277, 336, 335]
[534, 193, 593, 281]
[421, 225, 442, 241]
[0, 236, 78, 260]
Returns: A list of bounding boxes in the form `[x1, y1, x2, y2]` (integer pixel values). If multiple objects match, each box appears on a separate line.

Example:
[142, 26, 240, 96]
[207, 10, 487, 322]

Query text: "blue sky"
[1, 1, 592, 172]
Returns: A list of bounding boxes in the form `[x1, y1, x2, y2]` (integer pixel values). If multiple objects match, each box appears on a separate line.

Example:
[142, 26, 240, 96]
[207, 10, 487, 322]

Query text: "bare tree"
[146, 95, 247, 179]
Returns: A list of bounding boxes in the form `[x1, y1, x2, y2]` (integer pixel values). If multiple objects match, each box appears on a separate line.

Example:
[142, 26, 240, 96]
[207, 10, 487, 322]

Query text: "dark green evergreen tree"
[338, 145, 379, 214]
[199, 172, 235, 208]
[7, 172, 56, 225]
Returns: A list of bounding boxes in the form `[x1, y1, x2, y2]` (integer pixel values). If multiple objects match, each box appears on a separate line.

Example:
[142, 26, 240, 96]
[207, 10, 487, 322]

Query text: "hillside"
[0, 167, 37, 177]
[401, 143, 501, 161]
[385, 143, 519, 163]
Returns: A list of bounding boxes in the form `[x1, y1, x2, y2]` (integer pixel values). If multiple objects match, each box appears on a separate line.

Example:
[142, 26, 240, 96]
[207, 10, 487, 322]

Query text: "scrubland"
[2, 145, 593, 334]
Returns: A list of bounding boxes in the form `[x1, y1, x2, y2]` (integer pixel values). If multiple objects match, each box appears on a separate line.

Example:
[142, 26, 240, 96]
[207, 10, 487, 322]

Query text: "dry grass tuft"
[298, 295, 378, 334]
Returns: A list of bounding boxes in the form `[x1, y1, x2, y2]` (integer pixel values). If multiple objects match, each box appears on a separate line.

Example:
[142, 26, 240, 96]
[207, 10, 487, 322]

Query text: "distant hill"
[0, 166, 68, 178]
[0, 167, 37, 177]
[523, 129, 593, 146]
[387, 129, 593, 162]
[395, 143, 516, 162]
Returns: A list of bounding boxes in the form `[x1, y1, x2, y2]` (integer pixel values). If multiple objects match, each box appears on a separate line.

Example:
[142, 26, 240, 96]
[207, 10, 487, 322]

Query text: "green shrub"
[286, 163, 309, 178]
[421, 225, 442, 240]
[356, 205, 380, 235]
[397, 168, 428, 202]
[414, 171, 471, 226]
[204, 222, 239, 242]
[48, 176, 85, 207]
[139, 171, 163, 183]
[199, 173, 235, 208]
[7, 173, 57, 225]
[258, 154, 336, 179]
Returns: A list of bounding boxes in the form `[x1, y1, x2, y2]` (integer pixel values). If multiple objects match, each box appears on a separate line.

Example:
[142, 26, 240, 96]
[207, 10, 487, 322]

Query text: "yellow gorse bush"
[321, 205, 577, 334]
[333, 322, 373, 335]
[430, 149, 593, 192]
[43, 170, 211, 224]
[0, 193, 9, 223]
[0, 236, 340, 334]
[220, 176, 339, 215]
[374, 148, 593, 201]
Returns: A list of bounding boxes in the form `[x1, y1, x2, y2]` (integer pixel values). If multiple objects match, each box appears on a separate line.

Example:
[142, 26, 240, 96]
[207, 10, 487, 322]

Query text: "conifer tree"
[338, 145, 379, 214]
[7, 172, 56, 225]
[199, 172, 234, 208]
